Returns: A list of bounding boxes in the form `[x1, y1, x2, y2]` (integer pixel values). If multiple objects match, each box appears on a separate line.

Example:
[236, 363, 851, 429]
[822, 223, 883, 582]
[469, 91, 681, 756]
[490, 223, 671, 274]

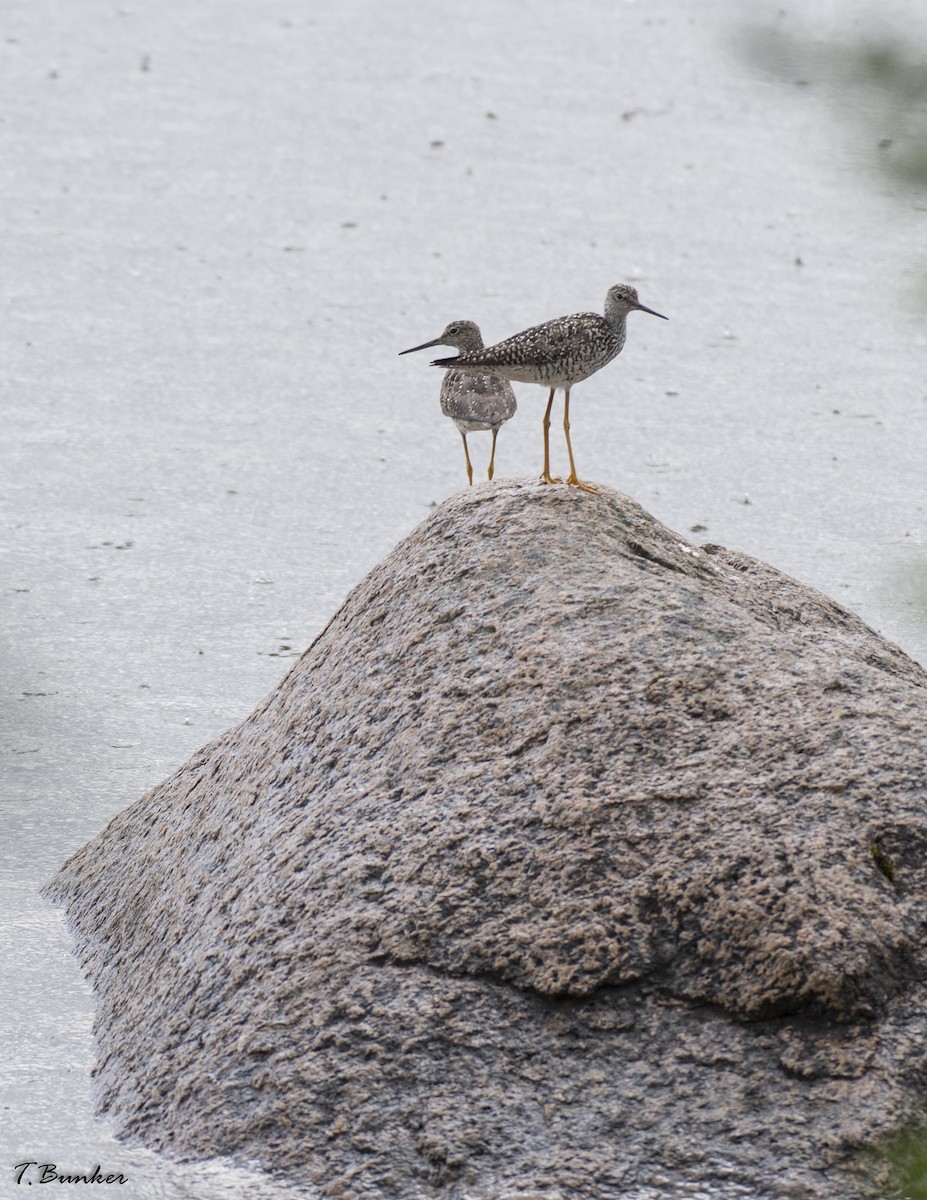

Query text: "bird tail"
[431, 356, 459, 368]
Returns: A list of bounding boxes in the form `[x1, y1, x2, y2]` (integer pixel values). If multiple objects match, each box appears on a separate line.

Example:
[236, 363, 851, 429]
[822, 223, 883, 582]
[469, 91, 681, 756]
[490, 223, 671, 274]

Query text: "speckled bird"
[430, 284, 667, 493]
[400, 320, 517, 486]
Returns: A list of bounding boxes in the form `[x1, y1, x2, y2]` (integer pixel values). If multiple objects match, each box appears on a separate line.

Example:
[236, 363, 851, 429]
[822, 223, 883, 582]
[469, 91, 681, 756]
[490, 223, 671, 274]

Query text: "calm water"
[2, 0, 925, 1196]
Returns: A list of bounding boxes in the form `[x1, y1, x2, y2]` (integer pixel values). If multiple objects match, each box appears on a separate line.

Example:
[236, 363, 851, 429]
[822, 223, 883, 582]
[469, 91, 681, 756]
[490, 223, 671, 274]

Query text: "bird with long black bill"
[400, 320, 517, 486]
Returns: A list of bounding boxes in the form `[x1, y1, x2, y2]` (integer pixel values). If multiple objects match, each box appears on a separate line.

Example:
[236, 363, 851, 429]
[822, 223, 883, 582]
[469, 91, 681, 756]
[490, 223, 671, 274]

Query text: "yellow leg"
[540, 388, 561, 484]
[461, 432, 474, 486]
[487, 427, 499, 480]
[563, 390, 598, 493]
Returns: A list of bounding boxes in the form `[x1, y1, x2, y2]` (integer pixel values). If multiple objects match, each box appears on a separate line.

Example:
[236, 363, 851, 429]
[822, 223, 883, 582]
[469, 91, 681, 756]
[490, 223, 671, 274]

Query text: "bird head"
[605, 284, 668, 321]
[399, 320, 484, 356]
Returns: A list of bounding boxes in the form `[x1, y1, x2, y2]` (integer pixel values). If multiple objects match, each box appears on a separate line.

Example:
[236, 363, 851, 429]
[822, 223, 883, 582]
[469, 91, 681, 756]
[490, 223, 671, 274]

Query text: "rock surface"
[48, 479, 927, 1199]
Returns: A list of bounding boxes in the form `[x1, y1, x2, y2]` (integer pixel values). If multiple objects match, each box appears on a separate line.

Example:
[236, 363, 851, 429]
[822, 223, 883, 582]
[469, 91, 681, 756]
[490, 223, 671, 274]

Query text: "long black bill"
[637, 302, 669, 320]
[399, 336, 445, 356]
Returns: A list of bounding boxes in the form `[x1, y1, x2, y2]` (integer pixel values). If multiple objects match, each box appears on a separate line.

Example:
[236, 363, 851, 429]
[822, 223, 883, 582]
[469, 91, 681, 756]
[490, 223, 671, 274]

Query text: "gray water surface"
[2, 0, 925, 1196]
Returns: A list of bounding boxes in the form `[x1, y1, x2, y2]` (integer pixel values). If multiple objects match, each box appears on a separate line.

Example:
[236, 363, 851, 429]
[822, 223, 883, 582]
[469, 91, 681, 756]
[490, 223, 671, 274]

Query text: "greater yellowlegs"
[400, 320, 517, 486]
[430, 285, 667, 493]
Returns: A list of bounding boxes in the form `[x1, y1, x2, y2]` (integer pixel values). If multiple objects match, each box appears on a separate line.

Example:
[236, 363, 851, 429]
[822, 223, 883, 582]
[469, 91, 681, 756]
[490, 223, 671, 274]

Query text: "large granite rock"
[48, 479, 927, 1199]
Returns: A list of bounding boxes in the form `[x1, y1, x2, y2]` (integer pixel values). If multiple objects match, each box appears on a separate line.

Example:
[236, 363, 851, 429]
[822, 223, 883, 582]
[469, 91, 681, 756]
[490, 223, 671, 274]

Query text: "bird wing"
[480, 312, 603, 370]
[441, 372, 517, 423]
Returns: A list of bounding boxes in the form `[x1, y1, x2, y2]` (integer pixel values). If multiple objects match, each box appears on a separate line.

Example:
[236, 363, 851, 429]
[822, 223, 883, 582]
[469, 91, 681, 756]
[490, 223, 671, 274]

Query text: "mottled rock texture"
[48, 480, 927, 1199]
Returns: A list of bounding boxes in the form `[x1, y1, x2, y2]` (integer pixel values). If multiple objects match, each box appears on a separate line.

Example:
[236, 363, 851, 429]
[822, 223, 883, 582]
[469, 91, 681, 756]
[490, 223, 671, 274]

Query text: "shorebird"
[430, 284, 667, 493]
[400, 320, 517, 486]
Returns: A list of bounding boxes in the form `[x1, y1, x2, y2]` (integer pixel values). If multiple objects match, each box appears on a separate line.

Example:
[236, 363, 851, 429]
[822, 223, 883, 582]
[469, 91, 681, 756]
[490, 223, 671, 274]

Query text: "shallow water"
[2, 0, 925, 1196]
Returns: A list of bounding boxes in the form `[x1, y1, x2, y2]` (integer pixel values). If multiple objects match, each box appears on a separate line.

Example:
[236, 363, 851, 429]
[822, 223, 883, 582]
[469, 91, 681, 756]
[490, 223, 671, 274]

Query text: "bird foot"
[539, 472, 563, 485]
[565, 474, 598, 494]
